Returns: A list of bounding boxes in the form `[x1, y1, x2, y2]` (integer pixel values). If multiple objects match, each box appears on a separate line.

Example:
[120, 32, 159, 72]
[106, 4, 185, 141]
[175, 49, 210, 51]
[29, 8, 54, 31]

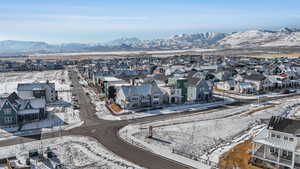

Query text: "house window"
[289, 138, 294, 142]
[4, 117, 13, 124]
[3, 108, 12, 115]
[153, 95, 160, 99]
[284, 136, 288, 140]
[271, 133, 275, 138]
[282, 150, 288, 157]
[270, 147, 275, 153]
[131, 97, 138, 102]
[276, 135, 281, 139]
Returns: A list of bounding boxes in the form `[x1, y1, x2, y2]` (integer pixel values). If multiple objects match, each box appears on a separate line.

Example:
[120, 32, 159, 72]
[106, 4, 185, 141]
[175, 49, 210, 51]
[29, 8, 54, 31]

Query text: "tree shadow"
[149, 137, 172, 144]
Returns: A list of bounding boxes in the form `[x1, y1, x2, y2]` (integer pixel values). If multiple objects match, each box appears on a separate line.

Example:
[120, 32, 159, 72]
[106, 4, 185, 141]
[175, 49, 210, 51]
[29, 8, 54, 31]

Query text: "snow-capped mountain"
[0, 27, 300, 54]
[217, 28, 300, 47]
[0, 40, 53, 53]
[104, 32, 228, 50]
[107, 37, 142, 46]
[170, 32, 227, 45]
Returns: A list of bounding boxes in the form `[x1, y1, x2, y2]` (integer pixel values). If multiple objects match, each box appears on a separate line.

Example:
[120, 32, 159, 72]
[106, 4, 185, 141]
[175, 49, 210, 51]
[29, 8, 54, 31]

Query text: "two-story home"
[187, 78, 213, 102]
[252, 116, 300, 169]
[159, 85, 182, 104]
[17, 81, 57, 103]
[0, 92, 46, 127]
[115, 83, 164, 110]
[242, 73, 267, 92]
[168, 77, 188, 102]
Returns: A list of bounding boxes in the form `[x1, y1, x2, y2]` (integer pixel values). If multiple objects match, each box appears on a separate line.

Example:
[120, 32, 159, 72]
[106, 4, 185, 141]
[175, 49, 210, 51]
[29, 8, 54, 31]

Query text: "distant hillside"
[1, 27, 300, 54]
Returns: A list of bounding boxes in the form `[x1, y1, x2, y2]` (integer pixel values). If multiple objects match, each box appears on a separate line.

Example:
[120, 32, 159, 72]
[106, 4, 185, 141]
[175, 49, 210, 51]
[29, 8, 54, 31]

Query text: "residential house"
[215, 80, 236, 91]
[187, 78, 213, 102]
[0, 92, 46, 126]
[243, 73, 267, 92]
[17, 81, 58, 103]
[252, 116, 300, 169]
[234, 82, 256, 94]
[116, 83, 164, 109]
[159, 85, 182, 104]
[168, 77, 188, 102]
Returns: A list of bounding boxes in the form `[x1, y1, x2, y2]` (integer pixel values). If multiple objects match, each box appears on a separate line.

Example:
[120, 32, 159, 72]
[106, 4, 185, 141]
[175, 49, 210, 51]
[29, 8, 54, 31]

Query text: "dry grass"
[109, 104, 123, 113]
[219, 140, 262, 169]
[251, 53, 300, 58]
[243, 105, 275, 116]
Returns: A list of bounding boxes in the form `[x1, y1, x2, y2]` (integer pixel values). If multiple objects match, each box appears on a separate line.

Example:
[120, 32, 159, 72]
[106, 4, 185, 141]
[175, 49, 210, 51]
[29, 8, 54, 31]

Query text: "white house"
[252, 116, 300, 169]
[17, 81, 58, 103]
[215, 80, 236, 91]
[159, 86, 182, 104]
[187, 78, 213, 102]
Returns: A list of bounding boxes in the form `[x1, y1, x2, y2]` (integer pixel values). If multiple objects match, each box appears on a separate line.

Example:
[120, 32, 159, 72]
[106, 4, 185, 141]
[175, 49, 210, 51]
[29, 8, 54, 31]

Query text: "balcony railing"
[253, 151, 293, 167]
[265, 154, 277, 162]
[279, 158, 292, 166]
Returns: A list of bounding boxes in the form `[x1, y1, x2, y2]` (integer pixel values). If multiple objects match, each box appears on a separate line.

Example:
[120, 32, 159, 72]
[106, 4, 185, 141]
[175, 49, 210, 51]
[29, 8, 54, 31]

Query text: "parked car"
[281, 89, 290, 94]
[73, 105, 80, 109]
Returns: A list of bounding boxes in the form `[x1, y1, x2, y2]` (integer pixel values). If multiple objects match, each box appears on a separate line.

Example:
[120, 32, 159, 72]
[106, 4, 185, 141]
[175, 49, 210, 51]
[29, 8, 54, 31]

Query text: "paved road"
[0, 70, 299, 169]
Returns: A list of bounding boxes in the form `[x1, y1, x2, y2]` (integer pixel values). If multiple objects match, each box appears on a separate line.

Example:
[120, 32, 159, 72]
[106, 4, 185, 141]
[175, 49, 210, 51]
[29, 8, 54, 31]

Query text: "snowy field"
[0, 136, 144, 169]
[214, 89, 300, 100]
[30, 48, 217, 58]
[119, 96, 300, 168]
[0, 70, 70, 94]
[0, 70, 83, 138]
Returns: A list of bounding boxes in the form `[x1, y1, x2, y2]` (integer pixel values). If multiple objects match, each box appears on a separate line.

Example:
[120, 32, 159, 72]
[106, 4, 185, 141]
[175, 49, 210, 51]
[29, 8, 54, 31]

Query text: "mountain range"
[1, 27, 300, 54]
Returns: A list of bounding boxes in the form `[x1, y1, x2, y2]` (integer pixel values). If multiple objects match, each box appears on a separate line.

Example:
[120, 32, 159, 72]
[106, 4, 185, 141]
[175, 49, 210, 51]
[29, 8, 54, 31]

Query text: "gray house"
[0, 92, 46, 126]
[187, 78, 213, 102]
[0, 95, 18, 126]
[17, 81, 58, 103]
[116, 83, 164, 109]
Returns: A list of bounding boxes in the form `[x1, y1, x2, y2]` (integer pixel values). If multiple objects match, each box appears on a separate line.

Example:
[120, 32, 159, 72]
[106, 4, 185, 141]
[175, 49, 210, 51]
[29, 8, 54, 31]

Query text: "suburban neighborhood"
[0, 53, 300, 168]
[1, 1, 300, 169]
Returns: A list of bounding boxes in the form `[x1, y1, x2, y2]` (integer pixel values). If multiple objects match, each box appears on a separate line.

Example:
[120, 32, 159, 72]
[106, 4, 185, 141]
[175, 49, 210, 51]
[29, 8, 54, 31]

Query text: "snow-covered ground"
[214, 89, 300, 100]
[0, 70, 83, 139]
[30, 48, 217, 58]
[0, 70, 70, 94]
[0, 136, 144, 169]
[119, 97, 300, 168]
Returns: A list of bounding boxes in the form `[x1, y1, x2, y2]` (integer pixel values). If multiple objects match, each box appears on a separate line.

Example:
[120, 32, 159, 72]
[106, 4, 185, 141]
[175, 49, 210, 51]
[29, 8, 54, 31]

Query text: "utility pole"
[257, 90, 260, 105]
[148, 126, 153, 138]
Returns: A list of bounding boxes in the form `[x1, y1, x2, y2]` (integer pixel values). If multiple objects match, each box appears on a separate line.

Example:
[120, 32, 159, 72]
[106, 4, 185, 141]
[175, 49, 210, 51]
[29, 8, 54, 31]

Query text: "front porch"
[252, 142, 300, 169]
[17, 109, 46, 124]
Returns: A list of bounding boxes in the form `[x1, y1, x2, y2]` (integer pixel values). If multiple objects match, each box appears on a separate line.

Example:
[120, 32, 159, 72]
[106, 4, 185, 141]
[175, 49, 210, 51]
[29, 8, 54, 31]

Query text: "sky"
[0, 0, 300, 43]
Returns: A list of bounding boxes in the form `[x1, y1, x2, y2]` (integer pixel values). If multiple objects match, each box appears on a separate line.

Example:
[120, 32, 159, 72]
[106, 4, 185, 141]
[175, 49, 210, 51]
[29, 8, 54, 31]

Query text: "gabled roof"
[17, 82, 55, 91]
[268, 116, 300, 135]
[188, 78, 202, 86]
[120, 84, 163, 97]
[0, 99, 6, 109]
[243, 73, 266, 81]
[0, 98, 18, 113]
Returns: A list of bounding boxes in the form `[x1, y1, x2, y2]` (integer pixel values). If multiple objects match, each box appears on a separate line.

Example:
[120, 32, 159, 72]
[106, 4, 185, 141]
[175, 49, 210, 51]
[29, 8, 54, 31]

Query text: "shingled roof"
[243, 73, 266, 81]
[268, 116, 300, 135]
